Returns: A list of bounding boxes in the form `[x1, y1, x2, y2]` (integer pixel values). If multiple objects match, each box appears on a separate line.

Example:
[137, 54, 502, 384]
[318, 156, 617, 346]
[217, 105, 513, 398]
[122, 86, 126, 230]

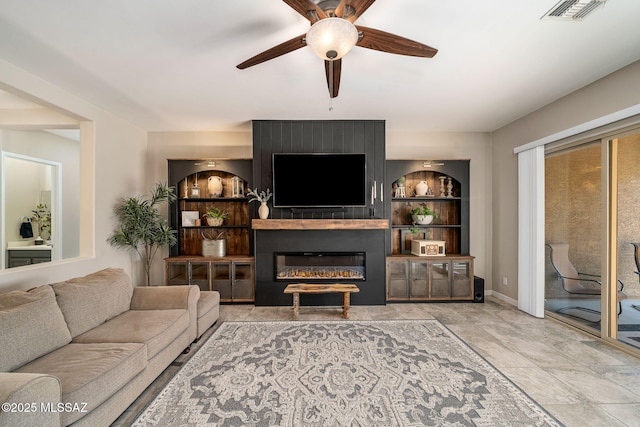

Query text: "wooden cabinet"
[7, 249, 51, 268]
[165, 256, 254, 302]
[386, 160, 469, 256]
[386, 255, 474, 301]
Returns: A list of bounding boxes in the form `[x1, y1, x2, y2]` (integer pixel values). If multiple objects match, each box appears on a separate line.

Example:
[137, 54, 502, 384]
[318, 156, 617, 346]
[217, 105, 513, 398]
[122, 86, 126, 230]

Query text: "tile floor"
[114, 297, 640, 426]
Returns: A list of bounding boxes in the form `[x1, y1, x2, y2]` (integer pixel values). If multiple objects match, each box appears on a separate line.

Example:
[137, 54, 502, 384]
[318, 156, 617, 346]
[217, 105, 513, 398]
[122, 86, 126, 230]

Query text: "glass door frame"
[543, 127, 640, 349]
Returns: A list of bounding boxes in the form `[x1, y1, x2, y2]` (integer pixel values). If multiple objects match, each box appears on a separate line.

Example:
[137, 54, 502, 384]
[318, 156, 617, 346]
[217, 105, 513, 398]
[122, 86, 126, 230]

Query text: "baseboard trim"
[487, 290, 518, 307]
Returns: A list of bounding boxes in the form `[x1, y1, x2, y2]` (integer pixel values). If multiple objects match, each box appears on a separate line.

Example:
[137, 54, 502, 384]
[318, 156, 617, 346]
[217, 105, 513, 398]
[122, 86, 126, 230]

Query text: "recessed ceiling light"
[542, 0, 607, 20]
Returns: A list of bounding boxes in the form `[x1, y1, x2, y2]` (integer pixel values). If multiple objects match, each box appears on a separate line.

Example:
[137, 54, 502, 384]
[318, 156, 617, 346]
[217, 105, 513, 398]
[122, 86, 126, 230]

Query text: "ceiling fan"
[236, 0, 438, 98]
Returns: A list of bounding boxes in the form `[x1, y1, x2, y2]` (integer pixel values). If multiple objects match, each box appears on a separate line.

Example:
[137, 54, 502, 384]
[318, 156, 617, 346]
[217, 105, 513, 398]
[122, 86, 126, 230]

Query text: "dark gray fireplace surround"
[252, 120, 387, 306]
[255, 229, 386, 306]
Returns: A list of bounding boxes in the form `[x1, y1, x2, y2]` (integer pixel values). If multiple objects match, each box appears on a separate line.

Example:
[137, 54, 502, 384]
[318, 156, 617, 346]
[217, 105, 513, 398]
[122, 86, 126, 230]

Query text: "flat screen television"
[272, 153, 367, 208]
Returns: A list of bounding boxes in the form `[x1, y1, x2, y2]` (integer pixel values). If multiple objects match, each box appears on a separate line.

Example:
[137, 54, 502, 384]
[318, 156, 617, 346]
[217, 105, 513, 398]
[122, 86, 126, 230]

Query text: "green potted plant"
[108, 182, 177, 286]
[410, 206, 439, 225]
[203, 207, 229, 226]
[31, 202, 51, 242]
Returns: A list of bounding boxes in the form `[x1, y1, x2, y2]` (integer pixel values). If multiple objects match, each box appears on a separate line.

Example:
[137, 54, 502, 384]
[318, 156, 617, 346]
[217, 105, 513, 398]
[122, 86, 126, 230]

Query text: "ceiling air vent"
[542, 0, 607, 20]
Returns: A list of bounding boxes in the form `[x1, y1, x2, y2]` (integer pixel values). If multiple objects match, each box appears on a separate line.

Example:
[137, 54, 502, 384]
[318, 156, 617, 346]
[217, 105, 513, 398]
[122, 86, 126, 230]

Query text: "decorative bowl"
[411, 214, 434, 225]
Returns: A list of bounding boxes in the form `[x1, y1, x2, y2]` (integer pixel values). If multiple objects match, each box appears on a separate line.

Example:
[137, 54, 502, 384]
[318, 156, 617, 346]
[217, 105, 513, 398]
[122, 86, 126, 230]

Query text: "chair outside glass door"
[544, 129, 640, 351]
[612, 132, 640, 348]
[545, 142, 603, 332]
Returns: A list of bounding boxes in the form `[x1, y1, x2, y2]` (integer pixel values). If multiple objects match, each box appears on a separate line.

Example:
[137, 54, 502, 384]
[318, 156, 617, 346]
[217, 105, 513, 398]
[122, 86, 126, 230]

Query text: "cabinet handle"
[380, 182, 384, 203]
[371, 181, 376, 204]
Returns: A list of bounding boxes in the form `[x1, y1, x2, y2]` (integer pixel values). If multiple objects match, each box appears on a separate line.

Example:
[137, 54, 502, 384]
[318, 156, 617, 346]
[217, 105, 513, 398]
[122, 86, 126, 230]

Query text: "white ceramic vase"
[415, 181, 429, 196]
[258, 201, 269, 219]
[208, 176, 223, 197]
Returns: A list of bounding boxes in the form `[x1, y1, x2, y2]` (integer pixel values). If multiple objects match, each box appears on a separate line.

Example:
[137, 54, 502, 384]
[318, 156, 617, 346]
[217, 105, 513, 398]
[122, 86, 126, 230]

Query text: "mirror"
[0, 88, 80, 269]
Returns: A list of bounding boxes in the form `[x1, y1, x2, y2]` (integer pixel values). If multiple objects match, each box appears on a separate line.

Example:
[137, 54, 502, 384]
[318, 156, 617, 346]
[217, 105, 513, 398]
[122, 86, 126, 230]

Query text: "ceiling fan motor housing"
[316, 0, 355, 18]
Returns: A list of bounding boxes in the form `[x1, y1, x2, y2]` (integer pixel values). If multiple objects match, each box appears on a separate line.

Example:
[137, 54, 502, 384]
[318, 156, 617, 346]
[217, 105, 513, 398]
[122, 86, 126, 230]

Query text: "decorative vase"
[415, 181, 429, 196]
[208, 176, 223, 197]
[258, 201, 269, 219]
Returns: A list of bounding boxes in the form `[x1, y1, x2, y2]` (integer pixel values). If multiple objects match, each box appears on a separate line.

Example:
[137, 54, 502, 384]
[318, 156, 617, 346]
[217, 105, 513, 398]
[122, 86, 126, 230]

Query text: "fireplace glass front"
[275, 252, 365, 281]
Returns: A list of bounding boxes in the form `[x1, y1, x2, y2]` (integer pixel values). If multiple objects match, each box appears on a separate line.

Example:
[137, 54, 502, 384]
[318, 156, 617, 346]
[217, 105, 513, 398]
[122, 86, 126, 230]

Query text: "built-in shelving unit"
[176, 194, 250, 256]
[386, 160, 469, 256]
[384, 160, 474, 302]
[166, 159, 255, 302]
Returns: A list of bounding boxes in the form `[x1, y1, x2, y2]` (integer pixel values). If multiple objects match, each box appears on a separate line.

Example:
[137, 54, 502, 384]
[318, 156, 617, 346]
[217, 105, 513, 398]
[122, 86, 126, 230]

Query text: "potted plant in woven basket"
[203, 207, 229, 226]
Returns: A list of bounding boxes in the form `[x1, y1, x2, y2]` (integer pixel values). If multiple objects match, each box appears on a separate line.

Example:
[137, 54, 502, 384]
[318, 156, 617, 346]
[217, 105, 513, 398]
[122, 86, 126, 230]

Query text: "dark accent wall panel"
[252, 120, 386, 220]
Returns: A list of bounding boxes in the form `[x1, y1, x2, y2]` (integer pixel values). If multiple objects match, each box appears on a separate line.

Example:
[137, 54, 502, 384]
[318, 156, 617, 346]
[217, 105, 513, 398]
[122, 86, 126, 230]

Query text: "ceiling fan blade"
[355, 25, 438, 58]
[324, 59, 342, 98]
[237, 34, 306, 69]
[283, 0, 328, 23]
[337, 0, 377, 22]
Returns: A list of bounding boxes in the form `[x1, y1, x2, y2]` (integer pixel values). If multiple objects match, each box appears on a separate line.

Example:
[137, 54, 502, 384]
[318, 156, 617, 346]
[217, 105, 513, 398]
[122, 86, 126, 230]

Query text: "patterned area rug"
[133, 320, 563, 426]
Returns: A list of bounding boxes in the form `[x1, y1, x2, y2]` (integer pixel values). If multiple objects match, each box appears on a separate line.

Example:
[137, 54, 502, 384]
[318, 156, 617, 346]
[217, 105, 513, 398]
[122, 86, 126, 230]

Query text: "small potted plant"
[203, 207, 229, 226]
[410, 206, 439, 225]
[247, 187, 272, 219]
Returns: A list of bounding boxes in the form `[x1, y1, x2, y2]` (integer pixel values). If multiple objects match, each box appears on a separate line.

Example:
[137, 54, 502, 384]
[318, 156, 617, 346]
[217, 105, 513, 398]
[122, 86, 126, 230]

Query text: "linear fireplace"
[275, 252, 365, 281]
[253, 223, 387, 306]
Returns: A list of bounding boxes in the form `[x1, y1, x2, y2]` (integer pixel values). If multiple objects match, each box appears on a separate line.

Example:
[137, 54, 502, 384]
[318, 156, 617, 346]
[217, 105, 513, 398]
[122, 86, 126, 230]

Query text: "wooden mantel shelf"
[252, 219, 389, 230]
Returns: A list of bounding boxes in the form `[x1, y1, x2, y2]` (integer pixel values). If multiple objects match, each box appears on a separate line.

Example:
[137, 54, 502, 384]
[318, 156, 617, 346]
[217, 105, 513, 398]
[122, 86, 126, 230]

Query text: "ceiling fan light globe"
[306, 17, 358, 61]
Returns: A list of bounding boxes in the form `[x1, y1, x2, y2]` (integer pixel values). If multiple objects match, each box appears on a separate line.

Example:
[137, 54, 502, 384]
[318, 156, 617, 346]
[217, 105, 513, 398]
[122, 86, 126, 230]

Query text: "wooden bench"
[283, 283, 360, 320]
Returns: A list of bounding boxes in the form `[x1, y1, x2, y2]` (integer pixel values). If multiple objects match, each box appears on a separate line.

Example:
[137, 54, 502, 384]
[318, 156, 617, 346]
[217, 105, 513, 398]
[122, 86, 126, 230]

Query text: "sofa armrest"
[131, 285, 200, 311]
[0, 372, 61, 427]
[131, 285, 200, 342]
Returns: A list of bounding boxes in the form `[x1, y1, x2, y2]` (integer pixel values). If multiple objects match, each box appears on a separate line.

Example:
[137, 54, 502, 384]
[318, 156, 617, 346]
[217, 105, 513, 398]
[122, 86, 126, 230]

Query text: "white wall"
[386, 131, 492, 284]
[491, 59, 640, 302]
[0, 58, 149, 291]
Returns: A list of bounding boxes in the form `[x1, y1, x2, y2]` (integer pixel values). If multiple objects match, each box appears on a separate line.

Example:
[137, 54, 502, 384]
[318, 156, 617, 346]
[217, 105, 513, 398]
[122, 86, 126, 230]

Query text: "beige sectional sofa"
[0, 268, 216, 426]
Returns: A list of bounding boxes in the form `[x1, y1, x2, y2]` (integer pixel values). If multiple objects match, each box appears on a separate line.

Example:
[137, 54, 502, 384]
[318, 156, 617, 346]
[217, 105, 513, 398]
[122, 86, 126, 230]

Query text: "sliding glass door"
[544, 129, 640, 350]
[612, 132, 640, 348]
[545, 142, 603, 332]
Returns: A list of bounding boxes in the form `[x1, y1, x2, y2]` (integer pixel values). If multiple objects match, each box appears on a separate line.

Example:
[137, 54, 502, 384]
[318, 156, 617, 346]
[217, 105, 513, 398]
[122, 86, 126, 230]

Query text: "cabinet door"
[232, 261, 254, 301]
[9, 257, 32, 268]
[429, 261, 451, 299]
[451, 260, 472, 298]
[190, 262, 211, 291]
[211, 261, 232, 300]
[409, 261, 429, 299]
[167, 261, 189, 285]
[387, 260, 409, 300]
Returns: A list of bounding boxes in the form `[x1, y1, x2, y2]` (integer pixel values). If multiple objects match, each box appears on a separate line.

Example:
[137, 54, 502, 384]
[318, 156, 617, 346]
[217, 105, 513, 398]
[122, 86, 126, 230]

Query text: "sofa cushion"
[73, 309, 190, 359]
[0, 372, 62, 427]
[51, 268, 134, 337]
[0, 285, 72, 371]
[15, 342, 146, 425]
[197, 291, 220, 338]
